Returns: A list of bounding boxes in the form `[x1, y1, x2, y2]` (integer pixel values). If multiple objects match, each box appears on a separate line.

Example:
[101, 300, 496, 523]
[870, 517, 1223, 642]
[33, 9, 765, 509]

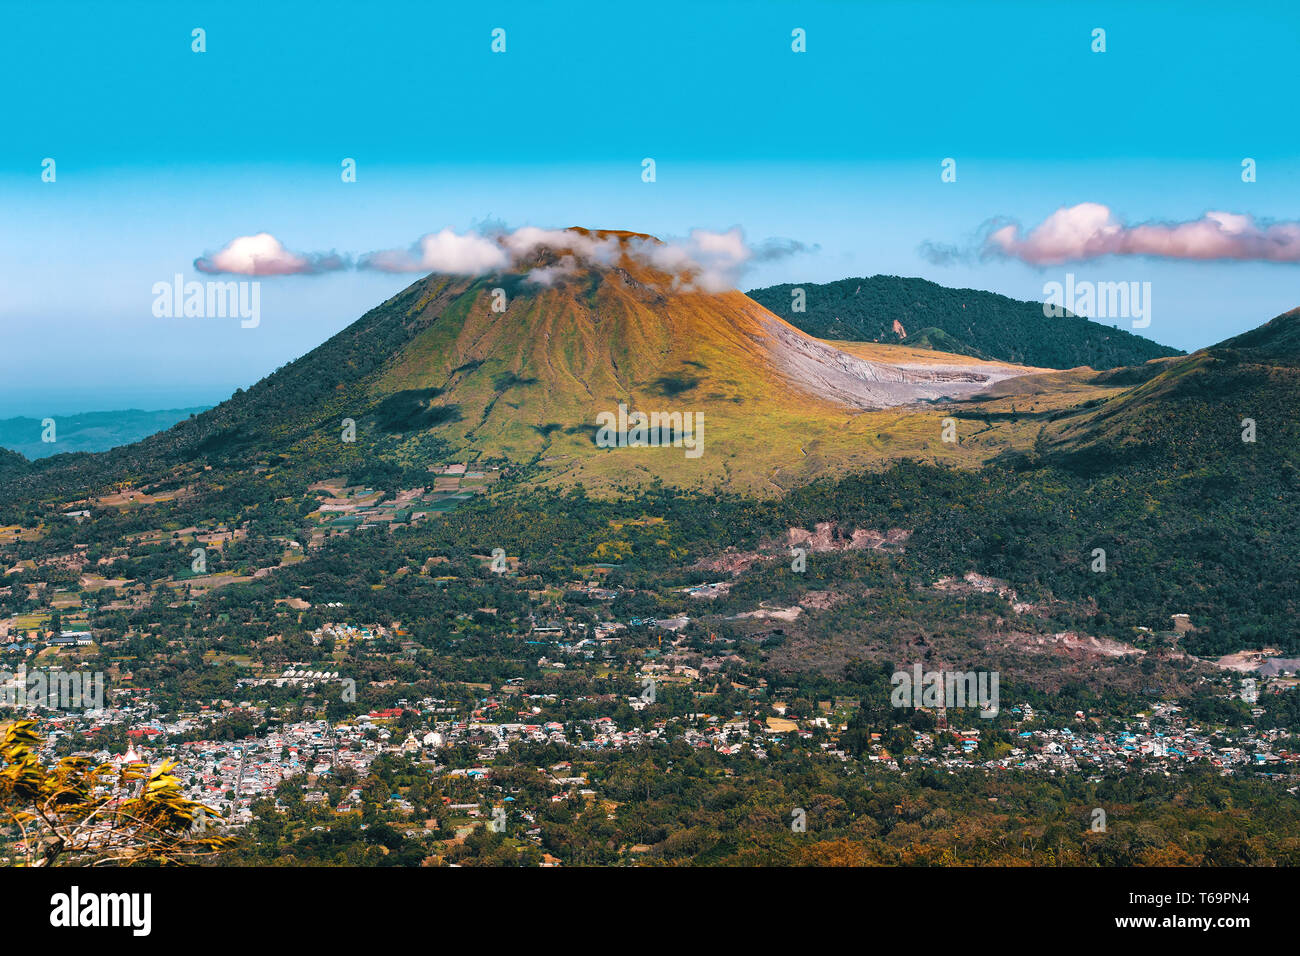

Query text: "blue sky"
[2, 0, 1298, 415]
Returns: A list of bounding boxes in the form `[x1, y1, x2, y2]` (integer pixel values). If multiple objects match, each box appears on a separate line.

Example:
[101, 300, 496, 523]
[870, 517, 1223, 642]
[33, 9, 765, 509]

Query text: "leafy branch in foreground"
[0, 719, 233, 866]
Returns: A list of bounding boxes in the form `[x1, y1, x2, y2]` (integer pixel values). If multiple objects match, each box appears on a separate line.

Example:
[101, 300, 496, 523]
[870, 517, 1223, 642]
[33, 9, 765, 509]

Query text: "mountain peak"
[562, 226, 661, 242]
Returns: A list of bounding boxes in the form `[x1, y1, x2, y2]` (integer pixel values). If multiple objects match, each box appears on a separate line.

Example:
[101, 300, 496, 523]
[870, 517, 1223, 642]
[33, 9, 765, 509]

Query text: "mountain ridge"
[747, 274, 1184, 370]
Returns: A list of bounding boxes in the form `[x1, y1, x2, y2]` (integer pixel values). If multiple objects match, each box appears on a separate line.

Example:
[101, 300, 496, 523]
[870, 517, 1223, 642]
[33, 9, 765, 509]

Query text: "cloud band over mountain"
[194, 226, 814, 290]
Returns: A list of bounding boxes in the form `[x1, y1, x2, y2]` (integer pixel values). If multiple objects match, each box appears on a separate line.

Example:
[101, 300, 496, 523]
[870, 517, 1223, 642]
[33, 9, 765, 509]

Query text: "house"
[46, 632, 93, 647]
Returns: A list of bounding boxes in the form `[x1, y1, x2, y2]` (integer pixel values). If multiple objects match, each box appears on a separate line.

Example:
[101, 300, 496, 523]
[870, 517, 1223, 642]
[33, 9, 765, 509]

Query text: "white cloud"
[632, 228, 757, 291]
[360, 228, 509, 274]
[194, 233, 347, 276]
[984, 203, 1300, 265]
[524, 255, 581, 287]
[502, 227, 621, 266]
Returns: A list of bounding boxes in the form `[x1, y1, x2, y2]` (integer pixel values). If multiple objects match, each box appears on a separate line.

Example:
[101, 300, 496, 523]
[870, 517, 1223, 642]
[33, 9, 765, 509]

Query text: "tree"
[0, 720, 232, 866]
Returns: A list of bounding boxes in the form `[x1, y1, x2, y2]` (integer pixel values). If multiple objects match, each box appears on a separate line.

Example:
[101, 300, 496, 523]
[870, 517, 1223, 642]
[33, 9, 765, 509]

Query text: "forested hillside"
[748, 275, 1184, 370]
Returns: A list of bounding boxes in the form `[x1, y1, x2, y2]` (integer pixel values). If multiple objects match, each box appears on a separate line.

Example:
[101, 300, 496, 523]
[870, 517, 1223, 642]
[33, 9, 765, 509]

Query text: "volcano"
[327, 228, 1040, 490]
[0, 228, 1064, 498]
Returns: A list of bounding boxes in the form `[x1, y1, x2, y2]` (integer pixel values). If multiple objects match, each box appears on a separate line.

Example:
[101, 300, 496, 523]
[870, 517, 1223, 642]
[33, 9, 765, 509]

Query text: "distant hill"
[0, 407, 209, 459]
[746, 275, 1184, 370]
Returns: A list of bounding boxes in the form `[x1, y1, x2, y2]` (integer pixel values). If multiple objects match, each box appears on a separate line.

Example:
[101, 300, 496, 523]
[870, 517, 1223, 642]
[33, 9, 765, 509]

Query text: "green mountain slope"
[747, 275, 1184, 370]
[1045, 308, 1300, 475]
[1216, 306, 1300, 362]
[963, 308, 1300, 652]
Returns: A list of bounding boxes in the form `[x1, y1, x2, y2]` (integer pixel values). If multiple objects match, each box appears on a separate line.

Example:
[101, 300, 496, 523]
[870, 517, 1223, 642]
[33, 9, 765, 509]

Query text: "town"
[3, 461, 1299, 865]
